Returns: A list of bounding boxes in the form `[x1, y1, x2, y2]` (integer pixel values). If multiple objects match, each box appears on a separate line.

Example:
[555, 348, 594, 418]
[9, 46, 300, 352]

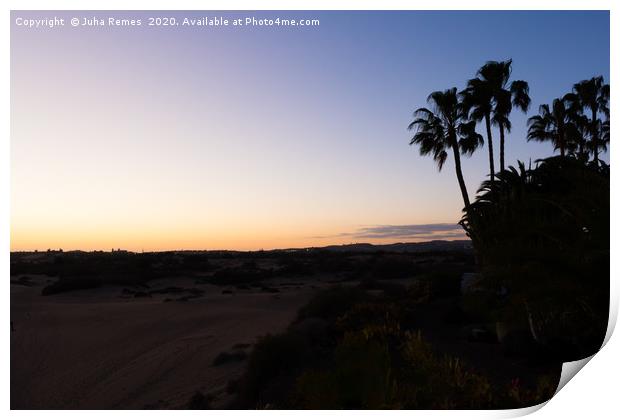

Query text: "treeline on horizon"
[10, 243, 474, 296]
[11, 239, 472, 256]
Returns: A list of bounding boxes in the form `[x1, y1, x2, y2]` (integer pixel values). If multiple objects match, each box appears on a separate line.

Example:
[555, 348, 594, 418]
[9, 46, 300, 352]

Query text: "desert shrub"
[297, 287, 368, 322]
[368, 255, 421, 280]
[276, 258, 315, 276]
[418, 269, 463, 298]
[203, 265, 274, 286]
[395, 331, 493, 409]
[35, 251, 191, 294]
[500, 374, 558, 408]
[11, 256, 61, 277]
[406, 279, 432, 303]
[294, 329, 497, 409]
[41, 274, 102, 295]
[315, 254, 355, 274]
[336, 302, 404, 332]
[358, 278, 409, 297]
[180, 253, 212, 271]
[295, 332, 395, 409]
[234, 285, 557, 409]
[233, 331, 315, 408]
[234, 289, 375, 408]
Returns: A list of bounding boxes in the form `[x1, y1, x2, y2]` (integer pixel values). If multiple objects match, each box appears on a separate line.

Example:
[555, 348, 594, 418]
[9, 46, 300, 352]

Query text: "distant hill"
[11, 240, 473, 256]
[318, 240, 471, 253]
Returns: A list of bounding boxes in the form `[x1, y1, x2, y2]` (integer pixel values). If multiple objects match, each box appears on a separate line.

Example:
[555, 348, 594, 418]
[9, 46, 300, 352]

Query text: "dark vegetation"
[460, 157, 609, 361]
[12, 60, 609, 410]
[409, 64, 609, 360]
[11, 250, 212, 295]
[223, 66, 609, 409]
[230, 285, 560, 409]
[10, 245, 473, 297]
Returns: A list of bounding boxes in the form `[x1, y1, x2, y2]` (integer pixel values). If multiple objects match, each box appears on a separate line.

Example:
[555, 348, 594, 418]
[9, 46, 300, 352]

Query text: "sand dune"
[11, 275, 320, 409]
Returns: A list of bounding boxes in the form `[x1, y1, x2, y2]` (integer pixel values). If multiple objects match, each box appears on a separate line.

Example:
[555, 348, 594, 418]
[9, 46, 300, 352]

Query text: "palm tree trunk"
[485, 113, 495, 181]
[592, 108, 599, 166]
[499, 123, 506, 172]
[452, 144, 470, 209]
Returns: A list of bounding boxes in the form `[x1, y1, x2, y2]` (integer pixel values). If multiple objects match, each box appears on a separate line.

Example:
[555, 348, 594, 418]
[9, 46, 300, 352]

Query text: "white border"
[3, 1, 617, 419]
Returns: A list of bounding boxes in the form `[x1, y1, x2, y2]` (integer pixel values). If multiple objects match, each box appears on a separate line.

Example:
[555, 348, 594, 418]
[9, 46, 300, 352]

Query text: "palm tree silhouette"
[408, 88, 483, 209]
[563, 93, 592, 160]
[461, 77, 495, 181]
[572, 76, 610, 165]
[462, 60, 530, 180]
[602, 118, 610, 147]
[493, 67, 530, 172]
[527, 96, 580, 157]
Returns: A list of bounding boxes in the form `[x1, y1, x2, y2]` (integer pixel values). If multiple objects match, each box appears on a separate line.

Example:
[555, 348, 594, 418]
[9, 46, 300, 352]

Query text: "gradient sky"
[11, 11, 610, 251]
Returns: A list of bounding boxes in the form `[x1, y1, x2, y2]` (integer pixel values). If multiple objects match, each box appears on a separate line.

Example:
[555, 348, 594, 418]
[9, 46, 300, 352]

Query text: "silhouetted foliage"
[527, 96, 582, 157]
[460, 60, 530, 180]
[461, 60, 530, 174]
[570, 76, 610, 165]
[297, 287, 369, 322]
[460, 157, 609, 360]
[233, 286, 559, 409]
[409, 87, 483, 208]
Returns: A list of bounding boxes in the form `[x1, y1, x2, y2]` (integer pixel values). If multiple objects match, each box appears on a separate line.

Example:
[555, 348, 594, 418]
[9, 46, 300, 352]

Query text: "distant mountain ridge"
[11, 240, 472, 255]
[317, 240, 471, 253]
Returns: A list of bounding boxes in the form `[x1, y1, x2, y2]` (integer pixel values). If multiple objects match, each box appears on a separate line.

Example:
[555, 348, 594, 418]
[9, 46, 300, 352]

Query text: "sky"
[10, 10, 610, 251]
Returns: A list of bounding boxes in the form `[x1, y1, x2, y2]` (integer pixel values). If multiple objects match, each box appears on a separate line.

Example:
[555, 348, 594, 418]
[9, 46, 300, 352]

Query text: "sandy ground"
[10, 275, 324, 409]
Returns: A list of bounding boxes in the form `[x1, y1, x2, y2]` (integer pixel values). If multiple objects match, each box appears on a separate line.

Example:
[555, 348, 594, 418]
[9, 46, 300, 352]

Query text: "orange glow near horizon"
[10, 219, 468, 252]
[13, 11, 606, 252]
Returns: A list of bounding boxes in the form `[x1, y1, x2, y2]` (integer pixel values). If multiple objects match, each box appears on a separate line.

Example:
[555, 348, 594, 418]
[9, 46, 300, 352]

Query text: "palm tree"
[409, 88, 483, 209]
[527, 96, 578, 157]
[563, 93, 592, 160]
[602, 118, 610, 146]
[572, 76, 610, 165]
[485, 61, 531, 172]
[497, 78, 530, 172]
[461, 77, 495, 181]
[589, 118, 610, 162]
[461, 60, 530, 179]
[572, 114, 591, 161]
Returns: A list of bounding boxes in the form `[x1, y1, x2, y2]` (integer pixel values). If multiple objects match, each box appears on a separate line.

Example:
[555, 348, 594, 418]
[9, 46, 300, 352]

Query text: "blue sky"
[11, 10, 610, 250]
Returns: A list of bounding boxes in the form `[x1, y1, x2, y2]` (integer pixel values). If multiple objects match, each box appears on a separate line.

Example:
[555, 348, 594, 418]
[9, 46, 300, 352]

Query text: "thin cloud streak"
[311, 223, 467, 241]
[350, 223, 466, 240]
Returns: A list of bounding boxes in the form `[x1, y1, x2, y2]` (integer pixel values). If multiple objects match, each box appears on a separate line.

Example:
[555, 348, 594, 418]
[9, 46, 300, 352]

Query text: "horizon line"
[10, 238, 471, 254]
